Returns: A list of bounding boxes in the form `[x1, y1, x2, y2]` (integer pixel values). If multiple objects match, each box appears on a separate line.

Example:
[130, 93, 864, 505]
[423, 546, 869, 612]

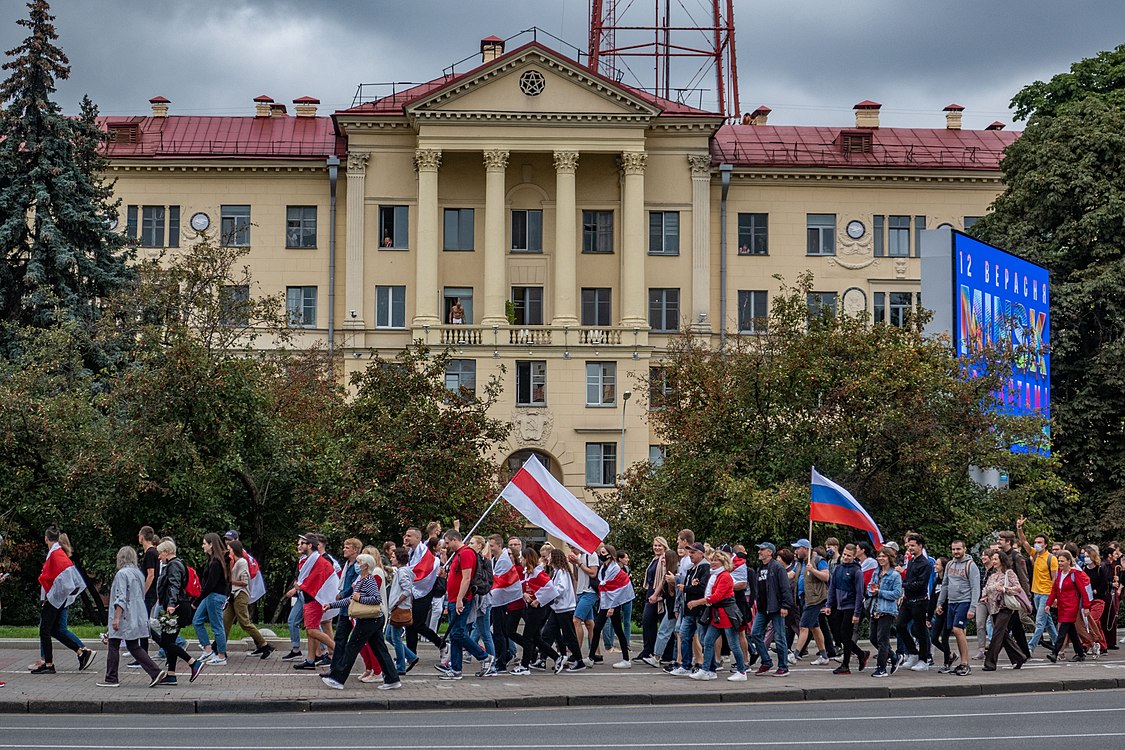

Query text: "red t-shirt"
[447, 546, 477, 601]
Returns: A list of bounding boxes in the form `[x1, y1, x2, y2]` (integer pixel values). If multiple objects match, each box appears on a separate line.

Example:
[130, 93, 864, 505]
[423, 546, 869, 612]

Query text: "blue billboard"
[953, 231, 1050, 455]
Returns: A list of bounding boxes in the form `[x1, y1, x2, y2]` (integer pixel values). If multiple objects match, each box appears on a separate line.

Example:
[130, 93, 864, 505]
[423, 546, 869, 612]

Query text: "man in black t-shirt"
[135, 526, 160, 662]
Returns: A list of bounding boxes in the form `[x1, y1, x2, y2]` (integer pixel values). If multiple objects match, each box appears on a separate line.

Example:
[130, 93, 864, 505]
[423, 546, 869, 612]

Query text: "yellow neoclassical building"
[101, 39, 1017, 502]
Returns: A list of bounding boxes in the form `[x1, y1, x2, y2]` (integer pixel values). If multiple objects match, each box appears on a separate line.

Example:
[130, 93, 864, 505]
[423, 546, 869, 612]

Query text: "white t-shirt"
[574, 552, 599, 595]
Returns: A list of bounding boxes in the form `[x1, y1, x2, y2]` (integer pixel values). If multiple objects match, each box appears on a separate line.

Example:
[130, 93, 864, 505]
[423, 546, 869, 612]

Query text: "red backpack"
[185, 565, 202, 598]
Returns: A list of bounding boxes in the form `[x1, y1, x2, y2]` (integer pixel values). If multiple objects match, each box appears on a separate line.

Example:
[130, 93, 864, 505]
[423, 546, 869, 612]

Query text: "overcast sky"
[1, 0, 1120, 130]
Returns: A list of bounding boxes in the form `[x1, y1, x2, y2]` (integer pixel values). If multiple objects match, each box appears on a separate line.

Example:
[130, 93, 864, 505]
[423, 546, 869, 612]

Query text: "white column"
[413, 148, 441, 327]
[688, 154, 712, 333]
[481, 149, 510, 326]
[619, 151, 647, 328]
[344, 151, 370, 329]
[552, 151, 579, 327]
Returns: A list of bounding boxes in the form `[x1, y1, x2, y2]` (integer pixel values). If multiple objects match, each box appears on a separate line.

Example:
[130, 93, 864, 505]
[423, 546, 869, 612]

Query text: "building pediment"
[406, 43, 662, 125]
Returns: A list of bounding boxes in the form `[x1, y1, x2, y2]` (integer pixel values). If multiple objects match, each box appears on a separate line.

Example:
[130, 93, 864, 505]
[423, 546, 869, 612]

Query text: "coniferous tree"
[0, 0, 133, 348]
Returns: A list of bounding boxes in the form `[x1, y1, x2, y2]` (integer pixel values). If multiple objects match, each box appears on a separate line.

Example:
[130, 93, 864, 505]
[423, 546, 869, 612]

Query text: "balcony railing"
[422, 324, 643, 351]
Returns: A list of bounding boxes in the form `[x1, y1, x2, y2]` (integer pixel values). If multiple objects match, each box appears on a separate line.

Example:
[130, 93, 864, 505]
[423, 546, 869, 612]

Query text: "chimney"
[149, 96, 170, 118]
[985, 121, 1006, 131]
[269, 102, 288, 116]
[481, 35, 505, 63]
[254, 94, 274, 117]
[854, 100, 881, 128]
[944, 103, 964, 130]
[293, 96, 320, 118]
[750, 105, 771, 126]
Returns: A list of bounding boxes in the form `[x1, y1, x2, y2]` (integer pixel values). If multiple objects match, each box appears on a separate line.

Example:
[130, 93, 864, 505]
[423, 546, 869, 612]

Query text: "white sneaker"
[904, 655, 920, 668]
[910, 661, 930, 672]
[668, 666, 691, 676]
[689, 669, 716, 681]
[320, 676, 344, 690]
[205, 656, 227, 666]
[613, 660, 634, 669]
[728, 671, 747, 681]
[553, 655, 569, 675]
[377, 681, 402, 690]
[811, 654, 830, 666]
[641, 655, 660, 668]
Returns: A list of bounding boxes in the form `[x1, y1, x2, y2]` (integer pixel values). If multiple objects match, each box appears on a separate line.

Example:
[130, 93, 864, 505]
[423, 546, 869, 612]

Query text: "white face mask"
[1034, 543, 1044, 553]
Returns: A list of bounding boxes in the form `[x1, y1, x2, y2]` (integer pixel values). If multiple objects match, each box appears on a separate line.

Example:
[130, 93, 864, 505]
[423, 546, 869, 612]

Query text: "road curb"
[3, 674, 1123, 714]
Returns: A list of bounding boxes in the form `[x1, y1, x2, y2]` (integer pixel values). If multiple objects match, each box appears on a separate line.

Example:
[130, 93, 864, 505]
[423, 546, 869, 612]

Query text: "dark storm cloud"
[0, 0, 1120, 128]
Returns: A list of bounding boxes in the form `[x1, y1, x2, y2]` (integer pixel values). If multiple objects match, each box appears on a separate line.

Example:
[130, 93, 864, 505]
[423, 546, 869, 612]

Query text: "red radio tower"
[588, 0, 740, 119]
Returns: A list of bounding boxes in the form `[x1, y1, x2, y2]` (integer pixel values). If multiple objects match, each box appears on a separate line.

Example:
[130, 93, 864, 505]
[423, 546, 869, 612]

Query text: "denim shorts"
[800, 603, 823, 629]
[574, 591, 597, 621]
[945, 601, 971, 630]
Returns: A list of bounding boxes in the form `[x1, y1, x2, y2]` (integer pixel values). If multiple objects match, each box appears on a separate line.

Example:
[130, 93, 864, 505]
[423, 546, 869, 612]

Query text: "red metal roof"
[99, 115, 343, 160]
[336, 41, 717, 119]
[711, 124, 1020, 171]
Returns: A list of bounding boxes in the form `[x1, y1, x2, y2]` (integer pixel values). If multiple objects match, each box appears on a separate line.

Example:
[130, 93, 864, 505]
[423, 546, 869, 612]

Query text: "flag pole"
[462, 493, 504, 542]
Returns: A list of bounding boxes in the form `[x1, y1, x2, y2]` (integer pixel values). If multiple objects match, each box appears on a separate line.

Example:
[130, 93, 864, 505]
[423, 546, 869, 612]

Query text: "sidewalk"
[2, 637, 1123, 714]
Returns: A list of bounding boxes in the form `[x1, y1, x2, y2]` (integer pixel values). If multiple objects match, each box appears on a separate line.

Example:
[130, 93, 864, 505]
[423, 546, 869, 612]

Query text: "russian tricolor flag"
[810, 467, 885, 549]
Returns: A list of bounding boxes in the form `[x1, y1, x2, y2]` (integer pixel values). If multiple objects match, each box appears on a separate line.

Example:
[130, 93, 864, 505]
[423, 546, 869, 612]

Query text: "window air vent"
[107, 124, 140, 145]
[840, 130, 872, 154]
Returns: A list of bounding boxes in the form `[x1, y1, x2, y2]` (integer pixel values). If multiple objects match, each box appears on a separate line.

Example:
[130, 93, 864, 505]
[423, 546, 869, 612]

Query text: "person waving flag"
[501, 456, 609, 554]
[810, 468, 885, 549]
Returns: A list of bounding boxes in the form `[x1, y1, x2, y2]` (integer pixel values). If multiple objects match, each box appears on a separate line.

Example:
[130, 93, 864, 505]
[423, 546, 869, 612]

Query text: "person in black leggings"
[589, 544, 634, 667]
[153, 540, 205, 686]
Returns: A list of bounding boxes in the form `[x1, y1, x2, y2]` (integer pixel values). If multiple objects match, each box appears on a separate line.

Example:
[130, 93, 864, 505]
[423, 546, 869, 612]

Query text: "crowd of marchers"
[13, 517, 1122, 690]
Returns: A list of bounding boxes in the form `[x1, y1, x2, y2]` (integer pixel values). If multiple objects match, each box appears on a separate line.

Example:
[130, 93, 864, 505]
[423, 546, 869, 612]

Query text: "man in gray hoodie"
[935, 539, 980, 676]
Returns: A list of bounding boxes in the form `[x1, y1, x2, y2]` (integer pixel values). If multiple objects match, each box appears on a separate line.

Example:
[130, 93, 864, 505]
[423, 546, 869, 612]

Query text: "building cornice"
[727, 169, 1004, 186]
[105, 160, 330, 174]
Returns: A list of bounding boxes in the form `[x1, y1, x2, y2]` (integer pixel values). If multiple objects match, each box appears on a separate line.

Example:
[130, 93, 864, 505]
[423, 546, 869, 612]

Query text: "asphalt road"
[2, 689, 1123, 748]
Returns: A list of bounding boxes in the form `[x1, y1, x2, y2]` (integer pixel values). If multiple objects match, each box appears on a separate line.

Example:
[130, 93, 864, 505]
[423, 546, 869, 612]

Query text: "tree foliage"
[602, 275, 1062, 560]
[0, 0, 133, 355]
[972, 44, 1125, 538]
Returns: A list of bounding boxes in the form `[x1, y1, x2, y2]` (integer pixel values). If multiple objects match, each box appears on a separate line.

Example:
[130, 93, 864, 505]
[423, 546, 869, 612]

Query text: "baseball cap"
[689, 542, 706, 553]
[756, 542, 776, 553]
[883, 541, 900, 552]
[791, 538, 811, 549]
[297, 533, 316, 543]
[223, 530, 239, 541]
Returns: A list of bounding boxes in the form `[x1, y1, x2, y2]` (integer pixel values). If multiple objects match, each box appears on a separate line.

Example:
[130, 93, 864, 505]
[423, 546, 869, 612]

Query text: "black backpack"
[470, 551, 493, 596]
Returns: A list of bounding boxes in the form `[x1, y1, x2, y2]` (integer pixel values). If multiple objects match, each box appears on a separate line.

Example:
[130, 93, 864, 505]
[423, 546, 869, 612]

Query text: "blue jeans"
[192, 592, 228, 655]
[654, 610, 678, 662]
[751, 611, 788, 669]
[471, 602, 495, 658]
[288, 597, 303, 650]
[703, 624, 746, 673]
[1028, 592, 1059, 651]
[446, 601, 487, 673]
[678, 614, 704, 670]
[385, 622, 416, 672]
[603, 599, 633, 651]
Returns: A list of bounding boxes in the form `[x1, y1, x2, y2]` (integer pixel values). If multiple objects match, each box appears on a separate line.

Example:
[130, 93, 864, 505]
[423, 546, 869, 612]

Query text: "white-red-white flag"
[296, 551, 339, 606]
[408, 544, 439, 599]
[501, 456, 609, 554]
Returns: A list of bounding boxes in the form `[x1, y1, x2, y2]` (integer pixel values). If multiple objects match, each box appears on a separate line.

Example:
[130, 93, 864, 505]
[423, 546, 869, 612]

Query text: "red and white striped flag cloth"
[296, 551, 339, 606]
[501, 455, 609, 554]
[409, 544, 439, 599]
[597, 560, 634, 609]
[490, 549, 523, 606]
[38, 544, 86, 608]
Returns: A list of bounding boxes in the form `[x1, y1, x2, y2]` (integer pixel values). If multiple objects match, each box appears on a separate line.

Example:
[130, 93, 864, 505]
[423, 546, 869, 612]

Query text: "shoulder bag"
[349, 576, 383, 619]
[390, 606, 412, 626]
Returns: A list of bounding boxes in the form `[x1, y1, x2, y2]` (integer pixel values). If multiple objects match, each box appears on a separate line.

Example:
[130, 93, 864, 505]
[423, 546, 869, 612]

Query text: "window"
[511, 209, 543, 253]
[737, 290, 768, 334]
[375, 285, 406, 329]
[286, 206, 317, 248]
[649, 366, 673, 409]
[648, 288, 680, 332]
[378, 205, 409, 249]
[445, 359, 477, 397]
[874, 291, 914, 327]
[807, 292, 837, 318]
[806, 214, 835, 256]
[443, 208, 474, 251]
[649, 445, 667, 468]
[963, 216, 981, 230]
[129, 205, 179, 247]
[221, 205, 251, 247]
[285, 286, 317, 328]
[443, 287, 473, 325]
[585, 443, 617, 487]
[585, 362, 617, 406]
[582, 210, 614, 253]
[511, 286, 544, 326]
[914, 216, 926, 257]
[648, 211, 679, 255]
[888, 215, 910, 257]
[737, 213, 768, 255]
[581, 288, 612, 327]
[873, 215, 885, 257]
[516, 360, 547, 406]
[219, 284, 249, 326]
